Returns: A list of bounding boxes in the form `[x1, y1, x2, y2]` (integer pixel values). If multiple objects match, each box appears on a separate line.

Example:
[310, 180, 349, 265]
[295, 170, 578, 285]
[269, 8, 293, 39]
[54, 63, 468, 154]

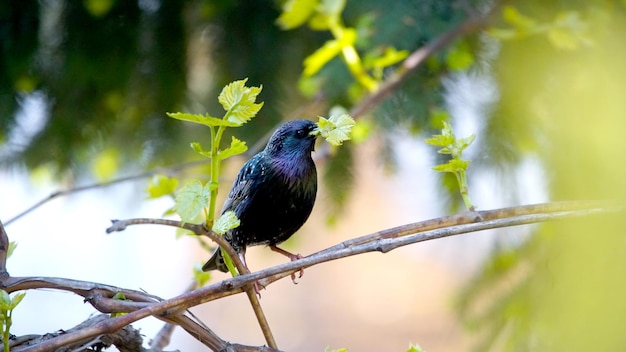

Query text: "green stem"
[456, 170, 475, 211]
[206, 125, 225, 227]
[3, 311, 10, 352]
[328, 17, 378, 92]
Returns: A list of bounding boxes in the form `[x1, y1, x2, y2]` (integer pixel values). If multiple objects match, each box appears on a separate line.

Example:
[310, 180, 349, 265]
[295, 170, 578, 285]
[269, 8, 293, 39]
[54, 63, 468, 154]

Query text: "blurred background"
[1, 0, 625, 351]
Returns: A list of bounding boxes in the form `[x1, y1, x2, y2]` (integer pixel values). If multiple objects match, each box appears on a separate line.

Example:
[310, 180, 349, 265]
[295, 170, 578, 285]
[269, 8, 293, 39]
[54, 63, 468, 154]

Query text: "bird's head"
[265, 119, 318, 158]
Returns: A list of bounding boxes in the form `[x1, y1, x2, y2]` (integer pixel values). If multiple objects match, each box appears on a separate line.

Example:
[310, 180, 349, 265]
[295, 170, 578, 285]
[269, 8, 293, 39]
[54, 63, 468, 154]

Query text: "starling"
[202, 119, 318, 285]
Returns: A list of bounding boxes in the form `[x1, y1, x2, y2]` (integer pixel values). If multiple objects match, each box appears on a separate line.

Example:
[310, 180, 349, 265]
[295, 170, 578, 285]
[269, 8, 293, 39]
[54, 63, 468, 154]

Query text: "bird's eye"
[295, 129, 307, 138]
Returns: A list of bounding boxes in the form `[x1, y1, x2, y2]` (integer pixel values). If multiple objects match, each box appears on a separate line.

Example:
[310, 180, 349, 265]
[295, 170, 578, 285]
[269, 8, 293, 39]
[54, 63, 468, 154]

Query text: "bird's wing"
[220, 153, 267, 214]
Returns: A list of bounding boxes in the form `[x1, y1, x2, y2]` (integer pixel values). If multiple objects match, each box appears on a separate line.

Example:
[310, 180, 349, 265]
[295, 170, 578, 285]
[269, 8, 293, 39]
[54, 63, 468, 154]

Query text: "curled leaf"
[315, 113, 356, 146]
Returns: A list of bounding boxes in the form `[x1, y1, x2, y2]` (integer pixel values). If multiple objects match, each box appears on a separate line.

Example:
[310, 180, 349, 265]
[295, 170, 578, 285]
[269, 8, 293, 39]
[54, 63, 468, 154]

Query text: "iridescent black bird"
[202, 119, 318, 283]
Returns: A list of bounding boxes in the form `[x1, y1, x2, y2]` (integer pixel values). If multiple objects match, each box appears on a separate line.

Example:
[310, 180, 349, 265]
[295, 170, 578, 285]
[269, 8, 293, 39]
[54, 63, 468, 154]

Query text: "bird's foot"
[270, 246, 304, 284]
[253, 280, 265, 298]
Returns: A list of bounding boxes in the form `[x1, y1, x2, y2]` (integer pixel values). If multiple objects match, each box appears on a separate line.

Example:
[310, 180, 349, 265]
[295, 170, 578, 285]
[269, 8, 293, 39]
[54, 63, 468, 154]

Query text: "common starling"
[202, 119, 318, 285]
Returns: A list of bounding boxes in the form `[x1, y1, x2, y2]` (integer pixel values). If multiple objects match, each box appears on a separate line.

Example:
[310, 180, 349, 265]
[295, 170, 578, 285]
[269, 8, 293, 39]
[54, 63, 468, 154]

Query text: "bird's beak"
[309, 126, 320, 137]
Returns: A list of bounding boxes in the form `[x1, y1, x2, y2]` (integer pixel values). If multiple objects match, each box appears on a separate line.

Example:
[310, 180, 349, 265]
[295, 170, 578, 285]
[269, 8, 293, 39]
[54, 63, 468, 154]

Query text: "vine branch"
[3, 200, 621, 351]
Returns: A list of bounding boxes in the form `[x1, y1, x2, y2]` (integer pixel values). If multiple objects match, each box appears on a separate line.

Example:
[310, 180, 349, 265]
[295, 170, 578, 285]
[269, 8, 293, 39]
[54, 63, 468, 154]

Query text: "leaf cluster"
[277, 0, 408, 94]
[425, 121, 476, 210]
[0, 289, 25, 352]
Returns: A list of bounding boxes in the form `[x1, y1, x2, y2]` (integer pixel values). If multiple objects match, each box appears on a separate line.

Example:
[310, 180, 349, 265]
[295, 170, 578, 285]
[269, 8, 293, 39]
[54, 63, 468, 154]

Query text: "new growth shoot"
[426, 121, 476, 211]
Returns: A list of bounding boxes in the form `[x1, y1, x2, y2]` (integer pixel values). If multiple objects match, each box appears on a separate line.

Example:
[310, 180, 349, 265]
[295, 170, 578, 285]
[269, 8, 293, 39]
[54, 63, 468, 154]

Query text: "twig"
[0, 220, 9, 280]
[349, 5, 496, 119]
[108, 218, 279, 349]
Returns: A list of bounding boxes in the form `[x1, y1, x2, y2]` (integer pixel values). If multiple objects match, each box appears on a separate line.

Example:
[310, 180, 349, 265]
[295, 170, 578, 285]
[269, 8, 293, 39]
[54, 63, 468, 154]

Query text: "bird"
[202, 119, 318, 289]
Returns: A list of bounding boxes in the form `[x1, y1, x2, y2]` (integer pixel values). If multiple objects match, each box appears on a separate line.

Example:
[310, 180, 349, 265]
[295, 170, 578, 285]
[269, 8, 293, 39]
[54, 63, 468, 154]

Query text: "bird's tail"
[202, 248, 229, 272]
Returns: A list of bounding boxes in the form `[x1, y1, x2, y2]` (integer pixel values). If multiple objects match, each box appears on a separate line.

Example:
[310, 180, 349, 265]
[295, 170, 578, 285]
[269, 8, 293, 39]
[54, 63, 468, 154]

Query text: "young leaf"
[363, 47, 409, 70]
[316, 113, 356, 146]
[276, 0, 319, 30]
[218, 79, 264, 125]
[432, 159, 470, 173]
[174, 180, 210, 223]
[9, 292, 25, 310]
[0, 290, 11, 311]
[190, 142, 212, 158]
[213, 210, 240, 235]
[303, 28, 356, 77]
[146, 175, 179, 199]
[218, 136, 248, 161]
[167, 112, 240, 128]
[193, 263, 212, 287]
[7, 242, 17, 258]
[407, 343, 425, 352]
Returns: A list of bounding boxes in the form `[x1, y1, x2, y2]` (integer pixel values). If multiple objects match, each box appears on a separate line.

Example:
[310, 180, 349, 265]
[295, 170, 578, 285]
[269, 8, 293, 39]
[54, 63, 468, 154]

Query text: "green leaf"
[276, 0, 319, 30]
[407, 343, 425, 352]
[446, 41, 475, 71]
[424, 134, 454, 148]
[308, 12, 331, 30]
[112, 292, 128, 301]
[547, 27, 580, 50]
[10, 292, 26, 310]
[213, 210, 240, 235]
[363, 47, 409, 70]
[193, 263, 212, 287]
[324, 348, 348, 352]
[167, 112, 240, 128]
[316, 112, 356, 146]
[303, 28, 356, 76]
[458, 134, 476, 151]
[91, 148, 119, 181]
[218, 136, 248, 161]
[146, 175, 179, 199]
[0, 290, 11, 311]
[174, 180, 210, 223]
[303, 39, 343, 76]
[502, 5, 537, 30]
[190, 142, 212, 158]
[218, 79, 264, 125]
[433, 159, 470, 173]
[7, 242, 17, 259]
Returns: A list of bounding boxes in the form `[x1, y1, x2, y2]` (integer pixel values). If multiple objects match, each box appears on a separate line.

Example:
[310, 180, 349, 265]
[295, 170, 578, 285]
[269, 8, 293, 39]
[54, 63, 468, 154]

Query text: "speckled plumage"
[202, 119, 318, 273]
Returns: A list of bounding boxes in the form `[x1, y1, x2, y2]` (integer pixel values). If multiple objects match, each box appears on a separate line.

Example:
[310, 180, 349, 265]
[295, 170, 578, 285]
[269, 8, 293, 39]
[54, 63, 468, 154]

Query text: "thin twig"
[0, 220, 9, 280]
[108, 218, 279, 349]
[349, 5, 496, 119]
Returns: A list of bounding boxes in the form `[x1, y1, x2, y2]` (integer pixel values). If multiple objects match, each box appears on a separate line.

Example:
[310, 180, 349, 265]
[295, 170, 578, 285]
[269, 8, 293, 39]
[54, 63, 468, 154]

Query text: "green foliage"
[324, 347, 348, 352]
[406, 343, 425, 352]
[110, 292, 130, 318]
[7, 242, 17, 259]
[314, 110, 357, 146]
[173, 180, 211, 224]
[445, 40, 475, 71]
[192, 263, 212, 287]
[146, 175, 178, 199]
[165, 79, 264, 274]
[0, 289, 25, 352]
[489, 6, 592, 50]
[425, 121, 476, 211]
[213, 211, 240, 236]
[167, 79, 263, 227]
[277, 0, 408, 94]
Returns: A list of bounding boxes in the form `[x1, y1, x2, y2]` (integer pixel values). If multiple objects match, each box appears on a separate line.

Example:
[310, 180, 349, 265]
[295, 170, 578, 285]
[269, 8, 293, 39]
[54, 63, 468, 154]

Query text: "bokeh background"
[1, 1, 625, 351]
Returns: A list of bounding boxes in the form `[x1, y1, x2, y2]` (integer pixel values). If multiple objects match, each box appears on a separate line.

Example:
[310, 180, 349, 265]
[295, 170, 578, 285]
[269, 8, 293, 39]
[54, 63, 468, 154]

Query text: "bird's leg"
[239, 252, 264, 297]
[270, 245, 304, 283]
